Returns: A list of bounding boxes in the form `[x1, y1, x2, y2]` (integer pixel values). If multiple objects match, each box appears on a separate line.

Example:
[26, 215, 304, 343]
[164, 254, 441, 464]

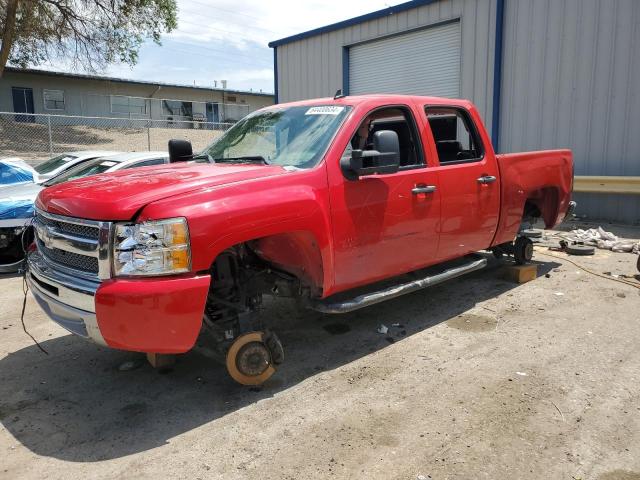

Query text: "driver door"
[329, 106, 442, 292]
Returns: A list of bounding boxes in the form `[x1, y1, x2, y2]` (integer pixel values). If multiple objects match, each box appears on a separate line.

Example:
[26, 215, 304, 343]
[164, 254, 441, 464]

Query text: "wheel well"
[208, 231, 324, 296]
[523, 187, 559, 227]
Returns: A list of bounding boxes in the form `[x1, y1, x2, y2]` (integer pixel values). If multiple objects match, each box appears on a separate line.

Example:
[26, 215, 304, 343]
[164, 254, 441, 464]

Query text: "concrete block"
[146, 352, 176, 369]
[503, 264, 538, 284]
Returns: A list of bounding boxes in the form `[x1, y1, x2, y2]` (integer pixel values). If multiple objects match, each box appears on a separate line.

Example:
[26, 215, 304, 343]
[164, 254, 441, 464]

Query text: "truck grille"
[34, 210, 111, 280]
[37, 241, 99, 274]
[36, 213, 100, 240]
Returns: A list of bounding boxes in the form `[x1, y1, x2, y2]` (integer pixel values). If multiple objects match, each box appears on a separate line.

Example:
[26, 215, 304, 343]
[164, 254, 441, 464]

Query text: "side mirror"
[168, 139, 193, 163]
[340, 130, 400, 181]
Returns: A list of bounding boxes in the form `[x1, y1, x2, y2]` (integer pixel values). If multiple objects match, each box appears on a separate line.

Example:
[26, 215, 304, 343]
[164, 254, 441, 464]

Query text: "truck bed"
[492, 149, 573, 246]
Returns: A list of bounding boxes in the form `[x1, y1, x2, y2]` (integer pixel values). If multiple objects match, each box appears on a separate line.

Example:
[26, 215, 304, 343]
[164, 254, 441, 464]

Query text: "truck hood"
[36, 163, 290, 220]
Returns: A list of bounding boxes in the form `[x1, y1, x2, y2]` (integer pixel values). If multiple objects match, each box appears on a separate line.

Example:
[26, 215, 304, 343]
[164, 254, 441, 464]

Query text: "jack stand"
[146, 352, 176, 370]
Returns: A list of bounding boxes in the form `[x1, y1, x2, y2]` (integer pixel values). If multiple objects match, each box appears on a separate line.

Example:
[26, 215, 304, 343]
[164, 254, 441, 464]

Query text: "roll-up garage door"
[348, 21, 461, 98]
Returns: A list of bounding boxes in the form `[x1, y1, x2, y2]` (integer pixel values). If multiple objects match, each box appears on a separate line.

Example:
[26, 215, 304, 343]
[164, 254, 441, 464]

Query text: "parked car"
[28, 95, 575, 385]
[0, 157, 38, 187]
[0, 151, 169, 273]
[30, 150, 120, 183]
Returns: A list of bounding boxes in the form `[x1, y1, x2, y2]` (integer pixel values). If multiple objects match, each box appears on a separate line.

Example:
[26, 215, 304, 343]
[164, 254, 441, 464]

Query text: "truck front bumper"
[27, 251, 211, 353]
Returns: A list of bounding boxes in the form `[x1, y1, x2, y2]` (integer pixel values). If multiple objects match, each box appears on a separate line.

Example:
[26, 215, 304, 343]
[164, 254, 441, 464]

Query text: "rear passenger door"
[423, 106, 500, 260]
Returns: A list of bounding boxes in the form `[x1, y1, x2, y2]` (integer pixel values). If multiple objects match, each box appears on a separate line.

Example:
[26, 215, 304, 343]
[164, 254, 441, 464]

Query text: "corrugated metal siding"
[349, 21, 461, 97]
[276, 0, 498, 136]
[500, 0, 640, 224]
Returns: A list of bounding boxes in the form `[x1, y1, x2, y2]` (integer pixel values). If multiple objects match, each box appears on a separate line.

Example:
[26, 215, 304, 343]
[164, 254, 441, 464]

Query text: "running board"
[309, 255, 488, 314]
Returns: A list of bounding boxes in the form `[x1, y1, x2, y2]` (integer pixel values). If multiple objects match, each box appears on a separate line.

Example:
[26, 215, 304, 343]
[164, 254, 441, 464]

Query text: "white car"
[31, 150, 120, 183]
[0, 151, 170, 273]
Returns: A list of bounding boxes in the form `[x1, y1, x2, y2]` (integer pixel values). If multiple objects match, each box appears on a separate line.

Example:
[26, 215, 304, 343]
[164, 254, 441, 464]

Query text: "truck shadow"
[0, 255, 559, 462]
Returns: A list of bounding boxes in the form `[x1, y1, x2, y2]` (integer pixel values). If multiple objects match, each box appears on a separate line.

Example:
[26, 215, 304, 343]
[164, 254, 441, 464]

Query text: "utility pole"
[221, 80, 227, 123]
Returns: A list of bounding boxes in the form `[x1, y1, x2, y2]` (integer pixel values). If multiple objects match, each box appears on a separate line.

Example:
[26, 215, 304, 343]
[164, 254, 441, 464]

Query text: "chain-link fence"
[0, 112, 234, 163]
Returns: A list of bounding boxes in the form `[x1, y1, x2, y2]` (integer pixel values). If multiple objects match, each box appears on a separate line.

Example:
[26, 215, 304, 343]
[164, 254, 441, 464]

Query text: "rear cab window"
[425, 106, 484, 165]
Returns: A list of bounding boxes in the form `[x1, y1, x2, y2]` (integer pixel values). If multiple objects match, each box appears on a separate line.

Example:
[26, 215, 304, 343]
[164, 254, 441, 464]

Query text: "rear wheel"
[514, 236, 534, 265]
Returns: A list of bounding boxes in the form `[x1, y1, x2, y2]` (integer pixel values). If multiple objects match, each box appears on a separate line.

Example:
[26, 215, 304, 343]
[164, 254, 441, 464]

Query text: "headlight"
[113, 218, 191, 276]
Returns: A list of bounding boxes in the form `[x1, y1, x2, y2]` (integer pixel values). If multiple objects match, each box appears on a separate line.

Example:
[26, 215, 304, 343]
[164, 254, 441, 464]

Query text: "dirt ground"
[1, 230, 640, 480]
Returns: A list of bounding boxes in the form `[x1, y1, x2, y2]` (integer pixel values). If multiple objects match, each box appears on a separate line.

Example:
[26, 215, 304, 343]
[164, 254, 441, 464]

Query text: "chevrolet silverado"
[27, 95, 575, 385]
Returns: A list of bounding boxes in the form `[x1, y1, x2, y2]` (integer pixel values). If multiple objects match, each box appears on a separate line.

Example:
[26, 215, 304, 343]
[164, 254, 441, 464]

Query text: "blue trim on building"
[273, 47, 279, 104]
[491, 0, 505, 152]
[268, 0, 441, 48]
[342, 47, 350, 95]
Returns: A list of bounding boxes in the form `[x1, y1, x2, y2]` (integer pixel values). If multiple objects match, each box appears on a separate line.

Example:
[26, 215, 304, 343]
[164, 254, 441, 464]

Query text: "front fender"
[138, 168, 335, 295]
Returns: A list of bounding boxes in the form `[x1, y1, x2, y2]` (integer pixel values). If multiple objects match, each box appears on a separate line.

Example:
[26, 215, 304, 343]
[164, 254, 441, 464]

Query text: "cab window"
[425, 107, 484, 164]
[344, 107, 424, 168]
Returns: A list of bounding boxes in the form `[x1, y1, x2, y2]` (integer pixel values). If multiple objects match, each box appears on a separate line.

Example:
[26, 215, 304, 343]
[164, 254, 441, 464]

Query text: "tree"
[0, 0, 177, 77]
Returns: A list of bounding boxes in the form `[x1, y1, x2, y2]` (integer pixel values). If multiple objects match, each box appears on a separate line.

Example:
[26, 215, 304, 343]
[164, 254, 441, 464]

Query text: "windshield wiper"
[190, 153, 213, 162]
[213, 156, 270, 165]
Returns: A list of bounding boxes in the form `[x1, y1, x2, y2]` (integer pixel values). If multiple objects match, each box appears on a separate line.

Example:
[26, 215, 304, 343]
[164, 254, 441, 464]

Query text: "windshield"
[45, 159, 120, 186]
[34, 154, 78, 174]
[202, 105, 352, 168]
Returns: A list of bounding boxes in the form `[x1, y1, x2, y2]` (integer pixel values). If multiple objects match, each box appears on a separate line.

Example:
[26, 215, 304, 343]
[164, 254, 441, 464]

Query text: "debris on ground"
[569, 227, 640, 253]
[118, 359, 143, 372]
[377, 324, 388, 334]
[565, 244, 595, 256]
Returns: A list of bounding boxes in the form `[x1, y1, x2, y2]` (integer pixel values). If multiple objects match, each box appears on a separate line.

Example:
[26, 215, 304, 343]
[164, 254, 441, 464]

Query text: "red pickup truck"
[28, 95, 574, 385]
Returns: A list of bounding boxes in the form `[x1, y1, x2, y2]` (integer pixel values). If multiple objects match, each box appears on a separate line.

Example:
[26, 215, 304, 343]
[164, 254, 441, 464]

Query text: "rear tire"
[514, 237, 533, 265]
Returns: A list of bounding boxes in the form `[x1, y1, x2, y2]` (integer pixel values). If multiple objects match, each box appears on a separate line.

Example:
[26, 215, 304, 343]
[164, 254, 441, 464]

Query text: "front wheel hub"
[226, 332, 277, 385]
[237, 342, 271, 377]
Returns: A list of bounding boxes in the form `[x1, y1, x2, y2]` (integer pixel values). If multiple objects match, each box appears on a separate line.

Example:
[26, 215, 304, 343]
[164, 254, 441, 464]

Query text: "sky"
[91, 0, 404, 94]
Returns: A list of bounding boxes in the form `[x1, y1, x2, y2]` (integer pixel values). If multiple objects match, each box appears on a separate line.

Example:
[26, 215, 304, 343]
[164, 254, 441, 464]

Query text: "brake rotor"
[226, 332, 276, 385]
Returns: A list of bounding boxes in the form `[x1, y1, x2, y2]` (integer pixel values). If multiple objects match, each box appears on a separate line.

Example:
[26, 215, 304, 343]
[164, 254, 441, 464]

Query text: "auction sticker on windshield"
[305, 106, 345, 115]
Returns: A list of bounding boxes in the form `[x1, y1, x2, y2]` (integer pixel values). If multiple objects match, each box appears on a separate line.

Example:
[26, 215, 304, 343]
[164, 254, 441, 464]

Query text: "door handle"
[477, 175, 497, 184]
[412, 185, 437, 194]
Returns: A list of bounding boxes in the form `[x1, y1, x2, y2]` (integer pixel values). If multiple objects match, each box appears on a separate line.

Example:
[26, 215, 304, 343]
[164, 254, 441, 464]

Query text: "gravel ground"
[1, 233, 639, 480]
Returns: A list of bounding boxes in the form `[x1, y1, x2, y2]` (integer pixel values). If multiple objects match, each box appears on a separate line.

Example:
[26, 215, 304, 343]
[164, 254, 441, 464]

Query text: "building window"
[43, 89, 65, 110]
[110, 95, 148, 115]
[226, 95, 237, 103]
[162, 100, 193, 117]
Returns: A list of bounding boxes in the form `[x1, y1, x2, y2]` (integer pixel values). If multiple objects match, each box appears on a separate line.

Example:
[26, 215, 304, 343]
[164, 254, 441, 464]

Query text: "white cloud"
[171, 0, 401, 49]
[52, 0, 405, 92]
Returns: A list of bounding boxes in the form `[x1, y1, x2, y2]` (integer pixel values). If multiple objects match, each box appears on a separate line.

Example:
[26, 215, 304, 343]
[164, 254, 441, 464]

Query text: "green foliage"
[0, 0, 177, 72]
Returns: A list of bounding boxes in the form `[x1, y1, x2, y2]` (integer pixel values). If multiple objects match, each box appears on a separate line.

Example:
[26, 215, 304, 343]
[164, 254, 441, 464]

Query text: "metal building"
[269, 0, 640, 223]
[1, 68, 274, 123]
